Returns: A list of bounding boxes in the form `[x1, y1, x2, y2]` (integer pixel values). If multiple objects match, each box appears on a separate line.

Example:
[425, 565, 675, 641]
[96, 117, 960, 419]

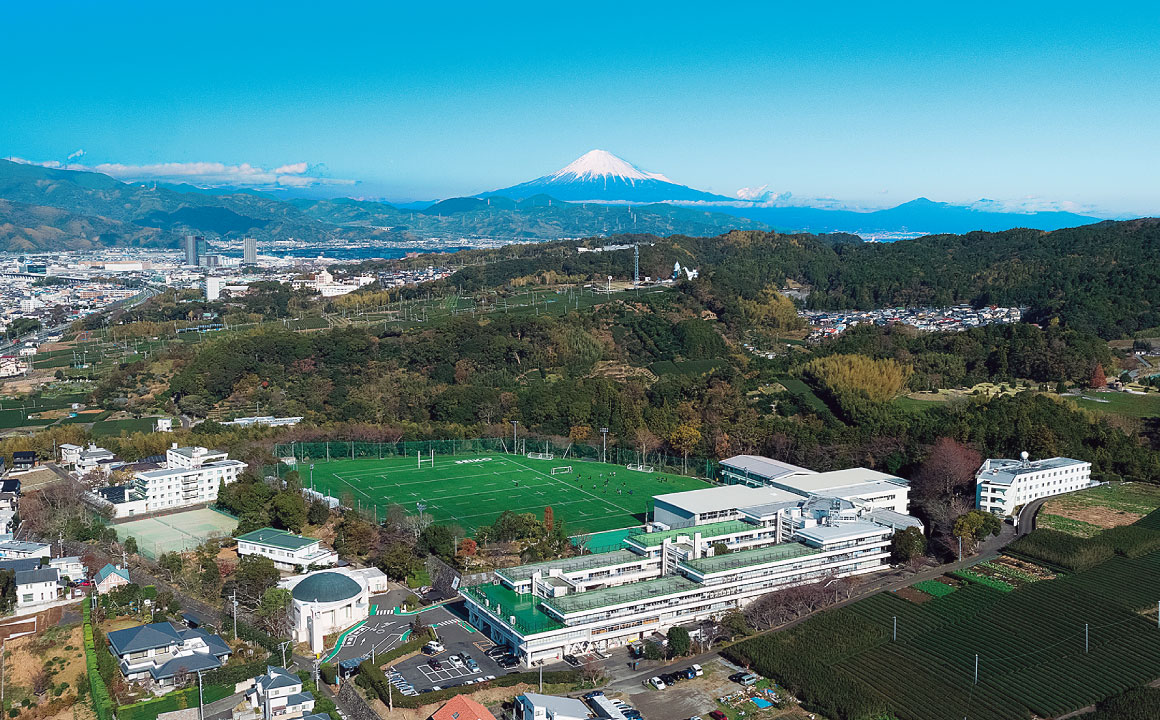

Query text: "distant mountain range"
[0, 153, 1114, 252]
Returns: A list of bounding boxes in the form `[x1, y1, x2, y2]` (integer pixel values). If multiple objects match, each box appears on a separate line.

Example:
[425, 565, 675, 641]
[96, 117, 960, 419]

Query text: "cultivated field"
[1038, 482, 1160, 537]
[300, 452, 710, 536]
[1068, 391, 1160, 419]
[725, 510, 1160, 720]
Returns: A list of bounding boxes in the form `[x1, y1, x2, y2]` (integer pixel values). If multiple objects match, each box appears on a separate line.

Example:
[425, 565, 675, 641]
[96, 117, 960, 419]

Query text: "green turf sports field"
[299, 452, 711, 536]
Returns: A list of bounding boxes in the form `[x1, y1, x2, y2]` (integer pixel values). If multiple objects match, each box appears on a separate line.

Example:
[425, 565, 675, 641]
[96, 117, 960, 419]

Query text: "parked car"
[485, 646, 509, 659]
[424, 641, 445, 654]
[447, 654, 465, 669]
[688, 664, 704, 677]
[738, 673, 759, 686]
[660, 672, 679, 685]
[709, 712, 727, 720]
[428, 659, 443, 670]
[497, 655, 520, 669]
[563, 654, 579, 666]
[464, 655, 480, 672]
[728, 672, 748, 683]
[647, 676, 666, 690]
[584, 691, 605, 699]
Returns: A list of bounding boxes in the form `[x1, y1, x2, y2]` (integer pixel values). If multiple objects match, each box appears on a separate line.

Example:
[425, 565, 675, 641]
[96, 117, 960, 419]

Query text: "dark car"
[709, 712, 728, 720]
[497, 656, 520, 669]
[428, 659, 443, 670]
[660, 672, 678, 685]
[485, 646, 510, 659]
[584, 691, 605, 699]
[563, 654, 580, 666]
[728, 672, 747, 683]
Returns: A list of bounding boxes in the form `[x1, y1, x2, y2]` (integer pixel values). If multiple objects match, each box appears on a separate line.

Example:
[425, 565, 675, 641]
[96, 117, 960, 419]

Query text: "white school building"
[975, 454, 1094, 516]
[90, 445, 247, 518]
[463, 458, 921, 667]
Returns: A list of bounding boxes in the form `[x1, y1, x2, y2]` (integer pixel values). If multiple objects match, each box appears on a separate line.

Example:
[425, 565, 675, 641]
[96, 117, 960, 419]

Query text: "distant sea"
[281, 245, 476, 260]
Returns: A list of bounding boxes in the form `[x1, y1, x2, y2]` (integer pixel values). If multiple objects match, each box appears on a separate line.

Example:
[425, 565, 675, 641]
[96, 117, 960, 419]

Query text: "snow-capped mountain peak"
[549, 149, 672, 184]
[479, 149, 731, 203]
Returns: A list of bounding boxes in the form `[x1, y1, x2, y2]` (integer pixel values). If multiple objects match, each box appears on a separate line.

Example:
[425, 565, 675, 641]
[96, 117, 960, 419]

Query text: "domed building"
[280, 567, 388, 653]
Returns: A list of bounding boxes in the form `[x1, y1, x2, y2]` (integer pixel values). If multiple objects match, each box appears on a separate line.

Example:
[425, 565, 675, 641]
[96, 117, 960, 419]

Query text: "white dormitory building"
[463, 455, 922, 667]
[236, 528, 339, 572]
[975, 454, 1094, 517]
[88, 445, 247, 518]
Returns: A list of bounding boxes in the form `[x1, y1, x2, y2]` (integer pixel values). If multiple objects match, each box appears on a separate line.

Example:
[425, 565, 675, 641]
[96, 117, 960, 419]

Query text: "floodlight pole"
[893, 616, 897, 642]
[512, 421, 519, 454]
[601, 428, 609, 464]
[1085, 623, 1089, 653]
[974, 654, 978, 685]
[197, 669, 204, 720]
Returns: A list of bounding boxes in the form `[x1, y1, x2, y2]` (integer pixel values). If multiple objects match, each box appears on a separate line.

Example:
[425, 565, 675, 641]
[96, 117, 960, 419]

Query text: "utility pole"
[279, 641, 290, 668]
[958, 536, 962, 563]
[232, 590, 238, 639]
[197, 669, 205, 720]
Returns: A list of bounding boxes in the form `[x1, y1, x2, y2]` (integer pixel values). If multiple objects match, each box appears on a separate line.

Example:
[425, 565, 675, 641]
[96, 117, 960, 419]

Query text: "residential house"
[0, 541, 50, 560]
[11, 452, 36, 472]
[105, 622, 231, 686]
[431, 695, 497, 720]
[245, 666, 315, 720]
[15, 567, 59, 608]
[95, 563, 132, 594]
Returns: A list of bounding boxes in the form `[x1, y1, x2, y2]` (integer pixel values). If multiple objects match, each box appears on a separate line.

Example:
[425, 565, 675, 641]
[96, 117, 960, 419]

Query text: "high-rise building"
[183, 235, 198, 266]
[243, 236, 257, 265]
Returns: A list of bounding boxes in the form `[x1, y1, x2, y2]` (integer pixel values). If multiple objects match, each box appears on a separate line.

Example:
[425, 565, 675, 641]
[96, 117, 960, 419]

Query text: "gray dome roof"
[291, 572, 361, 603]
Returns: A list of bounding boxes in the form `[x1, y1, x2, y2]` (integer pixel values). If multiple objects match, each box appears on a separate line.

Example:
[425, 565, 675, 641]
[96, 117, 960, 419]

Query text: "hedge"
[82, 604, 115, 720]
[360, 667, 582, 710]
[201, 655, 276, 686]
[1007, 525, 1160, 572]
[116, 684, 232, 720]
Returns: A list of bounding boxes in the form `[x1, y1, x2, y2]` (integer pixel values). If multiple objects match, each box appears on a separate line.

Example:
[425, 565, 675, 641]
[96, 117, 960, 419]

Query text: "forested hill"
[426, 219, 1160, 339]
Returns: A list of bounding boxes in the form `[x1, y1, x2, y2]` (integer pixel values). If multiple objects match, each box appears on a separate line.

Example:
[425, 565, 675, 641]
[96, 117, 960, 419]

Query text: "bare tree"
[580, 655, 605, 687]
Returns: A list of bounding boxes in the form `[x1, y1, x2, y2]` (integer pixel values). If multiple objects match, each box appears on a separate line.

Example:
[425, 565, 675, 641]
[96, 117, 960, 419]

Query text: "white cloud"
[66, 149, 85, 161]
[2, 156, 355, 190]
[968, 197, 1096, 215]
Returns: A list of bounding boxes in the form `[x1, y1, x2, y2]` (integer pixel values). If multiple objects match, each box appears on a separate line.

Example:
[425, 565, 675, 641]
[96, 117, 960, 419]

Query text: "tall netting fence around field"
[272, 437, 720, 480]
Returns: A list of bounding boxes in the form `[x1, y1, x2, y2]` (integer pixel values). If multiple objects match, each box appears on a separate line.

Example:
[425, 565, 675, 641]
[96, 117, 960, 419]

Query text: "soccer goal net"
[527, 451, 555, 460]
[551, 466, 572, 475]
[626, 463, 655, 473]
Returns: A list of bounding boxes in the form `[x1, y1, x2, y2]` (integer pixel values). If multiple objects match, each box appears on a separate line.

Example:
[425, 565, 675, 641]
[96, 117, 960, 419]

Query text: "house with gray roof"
[105, 622, 230, 686]
[15, 567, 58, 608]
[245, 666, 315, 720]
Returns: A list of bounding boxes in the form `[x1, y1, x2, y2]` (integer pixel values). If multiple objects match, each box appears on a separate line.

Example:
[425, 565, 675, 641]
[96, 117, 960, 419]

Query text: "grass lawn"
[1067, 391, 1160, 418]
[300, 452, 710, 536]
[91, 417, 166, 437]
[1038, 482, 1160, 536]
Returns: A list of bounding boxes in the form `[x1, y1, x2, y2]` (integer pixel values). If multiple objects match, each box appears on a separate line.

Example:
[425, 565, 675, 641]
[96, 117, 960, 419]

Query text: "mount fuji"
[480, 150, 731, 203]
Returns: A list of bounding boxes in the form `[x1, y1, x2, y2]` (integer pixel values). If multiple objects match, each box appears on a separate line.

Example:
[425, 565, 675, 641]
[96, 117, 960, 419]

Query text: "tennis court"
[300, 452, 710, 536]
[114, 507, 238, 559]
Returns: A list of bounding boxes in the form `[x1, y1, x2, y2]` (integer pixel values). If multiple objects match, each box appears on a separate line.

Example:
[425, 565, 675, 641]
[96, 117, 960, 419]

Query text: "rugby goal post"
[417, 449, 434, 469]
[626, 463, 655, 472]
[527, 451, 555, 460]
[550, 466, 572, 475]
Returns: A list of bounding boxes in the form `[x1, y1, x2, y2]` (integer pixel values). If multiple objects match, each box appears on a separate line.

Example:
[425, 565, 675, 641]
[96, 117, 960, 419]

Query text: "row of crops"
[724, 512, 1160, 720]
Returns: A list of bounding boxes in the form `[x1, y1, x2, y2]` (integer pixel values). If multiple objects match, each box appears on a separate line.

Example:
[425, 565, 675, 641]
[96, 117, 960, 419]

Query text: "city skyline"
[3, 2, 1159, 216]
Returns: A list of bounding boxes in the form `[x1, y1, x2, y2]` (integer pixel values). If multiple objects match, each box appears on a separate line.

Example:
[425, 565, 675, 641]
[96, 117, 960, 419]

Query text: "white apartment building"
[464, 487, 921, 666]
[976, 454, 1094, 516]
[87, 445, 246, 518]
[236, 528, 338, 571]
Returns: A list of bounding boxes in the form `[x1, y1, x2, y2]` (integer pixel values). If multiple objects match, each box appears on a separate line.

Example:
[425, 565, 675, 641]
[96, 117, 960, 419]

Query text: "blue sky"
[3, 2, 1159, 214]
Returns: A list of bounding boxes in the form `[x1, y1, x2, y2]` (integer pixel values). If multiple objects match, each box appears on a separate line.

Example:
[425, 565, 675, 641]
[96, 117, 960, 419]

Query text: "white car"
[648, 676, 666, 690]
[448, 654, 465, 668]
[689, 663, 704, 677]
[425, 641, 445, 654]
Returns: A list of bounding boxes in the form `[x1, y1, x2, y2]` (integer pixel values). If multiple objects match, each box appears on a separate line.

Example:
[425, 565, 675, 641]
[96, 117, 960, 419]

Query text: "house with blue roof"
[244, 666, 315, 720]
[94, 563, 131, 594]
[105, 622, 231, 687]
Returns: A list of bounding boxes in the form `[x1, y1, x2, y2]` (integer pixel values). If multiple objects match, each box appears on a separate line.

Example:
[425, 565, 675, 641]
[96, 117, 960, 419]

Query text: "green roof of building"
[496, 549, 643, 584]
[542, 575, 699, 616]
[682, 542, 821, 574]
[462, 583, 564, 635]
[237, 528, 318, 551]
[291, 572, 362, 603]
[626, 520, 757, 548]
